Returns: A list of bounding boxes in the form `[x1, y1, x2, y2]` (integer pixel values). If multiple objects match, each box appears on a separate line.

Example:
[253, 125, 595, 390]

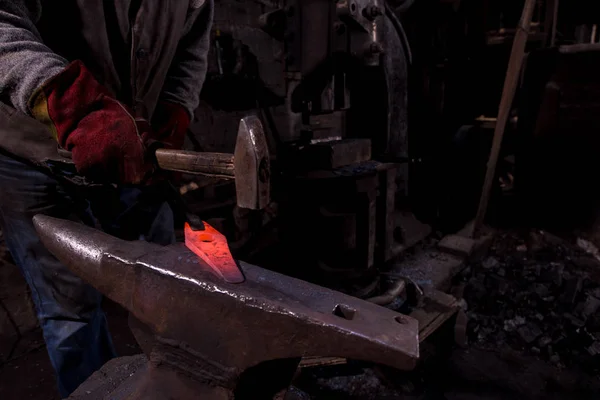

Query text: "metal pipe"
[385, 2, 413, 64]
[366, 279, 406, 305]
[551, 0, 559, 47]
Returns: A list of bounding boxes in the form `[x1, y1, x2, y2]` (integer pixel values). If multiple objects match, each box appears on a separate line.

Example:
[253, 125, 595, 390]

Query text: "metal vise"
[33, 215, 419, 399]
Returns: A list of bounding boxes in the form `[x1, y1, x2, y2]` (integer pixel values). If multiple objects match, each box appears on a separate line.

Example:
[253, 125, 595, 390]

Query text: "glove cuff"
[28, 60, 112, 146]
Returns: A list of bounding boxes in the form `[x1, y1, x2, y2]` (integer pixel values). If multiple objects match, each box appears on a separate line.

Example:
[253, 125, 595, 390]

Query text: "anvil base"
[69, 355, 306, 400]
[68, 355, 148, 400]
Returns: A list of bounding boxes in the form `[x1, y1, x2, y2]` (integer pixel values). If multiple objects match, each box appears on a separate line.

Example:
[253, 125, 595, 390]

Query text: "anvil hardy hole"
[395, 316, 408, 325]
[333, 304, 356, 320]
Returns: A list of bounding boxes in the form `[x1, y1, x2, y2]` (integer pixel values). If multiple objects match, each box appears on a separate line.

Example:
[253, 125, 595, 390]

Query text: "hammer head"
[234, 116, 270, 210]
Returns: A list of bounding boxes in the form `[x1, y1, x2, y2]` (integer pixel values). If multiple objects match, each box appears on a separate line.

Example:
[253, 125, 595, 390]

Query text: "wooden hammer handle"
[155, 149, 235, 178]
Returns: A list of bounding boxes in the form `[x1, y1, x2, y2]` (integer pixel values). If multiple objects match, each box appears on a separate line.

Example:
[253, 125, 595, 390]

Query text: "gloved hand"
[150, 100, 191, 150]
[29, 60, 154, 184]
[143, 101, 192, 185]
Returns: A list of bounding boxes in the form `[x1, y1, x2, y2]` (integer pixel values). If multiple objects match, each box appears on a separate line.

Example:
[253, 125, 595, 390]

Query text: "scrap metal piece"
[234, 115, 270, 210]
[184, 221, 245, 284]
[34, 215, 419, 399]
[376, 163, 397, 264]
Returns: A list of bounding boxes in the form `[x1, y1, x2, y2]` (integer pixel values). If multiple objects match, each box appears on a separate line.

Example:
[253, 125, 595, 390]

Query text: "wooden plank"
[299, 356, 347, 368]
[471, 0, 537, 239]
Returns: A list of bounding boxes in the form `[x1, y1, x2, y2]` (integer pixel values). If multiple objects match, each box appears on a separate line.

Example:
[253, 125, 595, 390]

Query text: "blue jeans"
[0, 152, 175, 397]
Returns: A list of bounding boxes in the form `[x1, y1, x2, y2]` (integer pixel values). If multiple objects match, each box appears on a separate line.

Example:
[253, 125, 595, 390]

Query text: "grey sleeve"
[160, 0, 214, 117]
[0, 0, 67, 114]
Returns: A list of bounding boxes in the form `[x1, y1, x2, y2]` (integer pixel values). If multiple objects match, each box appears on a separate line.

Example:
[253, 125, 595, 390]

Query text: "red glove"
[29, 61, 153, 184]
[150, 100, 191, 150]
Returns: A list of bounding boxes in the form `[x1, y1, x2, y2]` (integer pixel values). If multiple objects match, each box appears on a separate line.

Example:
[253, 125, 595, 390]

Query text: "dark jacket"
[0, 0, 213, 166]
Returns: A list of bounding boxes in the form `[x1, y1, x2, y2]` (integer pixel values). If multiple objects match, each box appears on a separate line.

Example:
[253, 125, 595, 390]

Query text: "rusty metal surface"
[376, 164, 397, 264]
[33, 215, 418, 399]
[292, 139, 372, 170]
[234, 115, 270, 210]
[336, 0, 385, 66]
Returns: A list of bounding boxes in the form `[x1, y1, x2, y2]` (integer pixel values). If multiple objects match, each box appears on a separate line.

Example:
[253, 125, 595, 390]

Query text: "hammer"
[155, 115, 270, 210]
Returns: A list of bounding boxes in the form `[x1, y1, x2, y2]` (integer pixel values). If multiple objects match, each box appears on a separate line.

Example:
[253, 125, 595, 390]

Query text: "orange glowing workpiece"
[184, 221, 245, 284]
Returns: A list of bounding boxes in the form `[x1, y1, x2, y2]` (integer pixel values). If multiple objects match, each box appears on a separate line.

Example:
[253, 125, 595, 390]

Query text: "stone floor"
[294, 229, 600, 399]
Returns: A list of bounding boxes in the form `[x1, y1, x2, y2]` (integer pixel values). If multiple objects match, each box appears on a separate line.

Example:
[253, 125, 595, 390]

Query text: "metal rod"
[550, 0, 559, 47]
[470, 0, 537, 239]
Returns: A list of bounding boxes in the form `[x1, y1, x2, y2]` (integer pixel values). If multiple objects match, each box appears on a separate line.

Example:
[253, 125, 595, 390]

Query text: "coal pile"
[463, 230, 600, 375]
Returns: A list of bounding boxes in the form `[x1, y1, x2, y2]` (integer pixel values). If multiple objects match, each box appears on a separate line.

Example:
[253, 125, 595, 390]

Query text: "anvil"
[33, 215, 419, 399]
